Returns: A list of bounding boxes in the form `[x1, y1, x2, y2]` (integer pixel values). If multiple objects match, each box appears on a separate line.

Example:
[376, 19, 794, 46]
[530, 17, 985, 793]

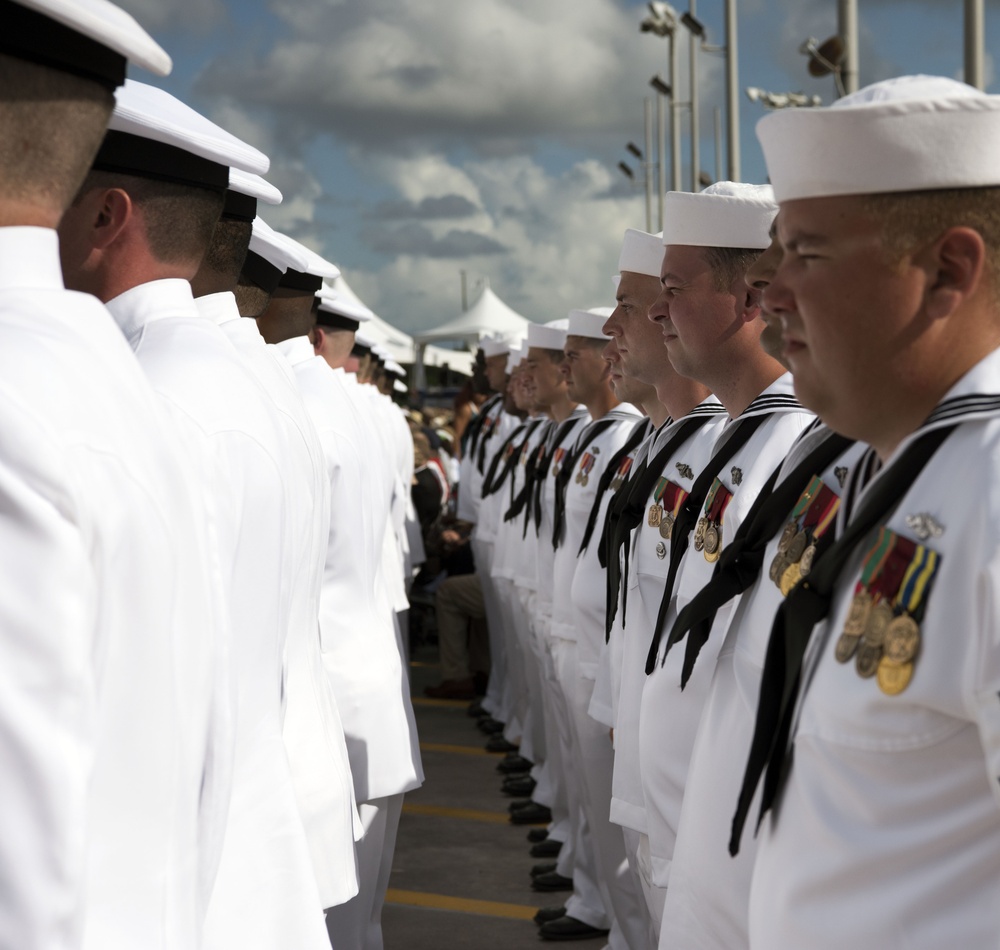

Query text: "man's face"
[746, 223, 788, 367]
[604, 270, 667, 385]
[522, 347, 566, 409]
[560, 335, 609, 404]
[484, 354, 508, 392]
[763, 195, 924, 433]
[510, 366, 535, 411]
[604, 333, 648, 404]
[648, 244, 746, 383]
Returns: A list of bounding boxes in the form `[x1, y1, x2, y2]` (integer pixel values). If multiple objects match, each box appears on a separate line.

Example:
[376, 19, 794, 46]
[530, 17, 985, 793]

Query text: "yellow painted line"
[385, 888, 537, 920]
[402, 802, 509, 824]
[419, 742, 489, 757]
[411, 696, 468, 708]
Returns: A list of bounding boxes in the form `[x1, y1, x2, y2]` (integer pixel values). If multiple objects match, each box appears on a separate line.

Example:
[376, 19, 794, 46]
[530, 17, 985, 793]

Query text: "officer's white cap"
[93, 80, 268, 194]
[385, 359, 406, 377]
[393, 379, 408, 394]
[354, 329, 376, 349]
[757, 75, 999, 202]
[272, 231, 340, 292]
[8, 0, 171, 81]
[567, 307, 613, 340]
[527, 321, 567, 351]
[223, 169, 281, 223]
[662, 181, 776, 249]
[240, 218, 308, 294]
[618, 229, 665, 278]
[316, 286, 373, 329]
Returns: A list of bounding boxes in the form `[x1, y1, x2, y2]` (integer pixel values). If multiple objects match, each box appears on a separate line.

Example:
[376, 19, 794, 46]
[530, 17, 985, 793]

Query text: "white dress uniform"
[639, 376, 812, 890]
[104, 279, 328, 950]
[551, 406, 648, 950]
[609, 400, 727, 932]
[279, 339, 422, 950]
[0, 227, 223, 950]
[660, 428, 864, 950]
[196, 291, 360, 908]
[749, 351, 1000, 950]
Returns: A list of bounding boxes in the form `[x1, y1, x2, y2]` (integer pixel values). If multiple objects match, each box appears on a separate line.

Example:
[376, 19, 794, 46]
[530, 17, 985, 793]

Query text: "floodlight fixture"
[618, 161, 635, 180]
[640, 1, 678, 36]
[649, 74, 673, 97]
[626, 142, 644, 159]
[800, 34, 847, 96]
[681, 11, 706, 38]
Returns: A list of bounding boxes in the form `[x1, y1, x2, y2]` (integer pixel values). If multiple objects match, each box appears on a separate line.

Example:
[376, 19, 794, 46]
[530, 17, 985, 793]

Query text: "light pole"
[640, 2, 683, 194]
[724, 0, 740, 180]
[837, 0, 858, 94]
[650, 75, 672, 228]
[682, 5, 701, 191]
[965, 0, 985, 89]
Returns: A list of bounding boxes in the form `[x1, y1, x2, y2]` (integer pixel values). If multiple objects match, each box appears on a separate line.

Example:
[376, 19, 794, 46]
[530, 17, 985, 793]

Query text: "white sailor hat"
[757, 75, 1000, 202]
[2, 0, 171, 88]
[505, 339, 525, 374]
[384, 359, 406, 377]
[618, 229, 665, 278]
[662, 181, 776, 249]
[567, 307, 613, 340]
[371, 345, 388, 365]
[242, 217, 309, 294]
[481, 335, 511, 358]
[353, 328, 376, 352]
[92, 79, 267, 194]
[316, 285, 373, 331]
[224, 169, 282, 222]
[393, 379, 408, 394]
[527, 320, 567, 351]
[272, 232, 340, 293]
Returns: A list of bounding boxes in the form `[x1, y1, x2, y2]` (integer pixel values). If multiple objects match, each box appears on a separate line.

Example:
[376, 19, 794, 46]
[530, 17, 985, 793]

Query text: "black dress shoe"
[533, 905, 567, 926]
[485, 735, 519, 753]
[477, 717, 505, 735]
[530, 838, 562, 858]
[531, 862, 558, 877]
[510, 802, 552, 825]
[527, 828, 549, 843]
[467, 700, 485, 718]
[539, 915, 611, 941]
[507, 798, 533, 813]
[531, 871, 574, 892]
[501, 777, 536, 797]
[496, 753, 533, 774]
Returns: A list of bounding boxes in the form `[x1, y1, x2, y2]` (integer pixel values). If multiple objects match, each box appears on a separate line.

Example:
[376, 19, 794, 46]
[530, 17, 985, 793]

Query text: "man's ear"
[310, 325, 324, 354]
[739, 280, 763, 324]
[91, 187, 132, 251]
[919, 226, 986, 322]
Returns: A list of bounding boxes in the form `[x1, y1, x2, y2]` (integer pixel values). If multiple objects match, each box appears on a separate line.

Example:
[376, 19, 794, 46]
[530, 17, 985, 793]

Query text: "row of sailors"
[461, 77, 1000, 950]
[1, 2, 423, 948]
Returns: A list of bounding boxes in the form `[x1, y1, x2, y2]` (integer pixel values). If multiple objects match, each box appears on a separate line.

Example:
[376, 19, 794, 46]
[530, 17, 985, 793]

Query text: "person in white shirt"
[57, 81, 330, 950]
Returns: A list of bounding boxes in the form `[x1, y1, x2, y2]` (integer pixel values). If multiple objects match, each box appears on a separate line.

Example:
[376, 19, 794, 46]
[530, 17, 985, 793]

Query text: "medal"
[648, 504, 662, 528]
[703, 523, 720, 557]
[843, 590, 873, 636]
[772, 477, 841, 595]
[693, 517, 708, 551]
[659, 513, 674, 539]
[777, 522, 797, 554]
[610, 476, 622, 491]
[883, 614, 921, 665]
[769, 552, 788, 584]
[855, 642, 881, 679]
[861, 598, 893, 648]
[580, 474, 589, 487]
[779, 560, 802, 596]
[799, 543, 817, 577]
[835, 632, 860, 663]
[877, 658, 913, 695]
[698, 477, 733, 562]
[655, 541, 667, 560]
[785, 531, 807, 563]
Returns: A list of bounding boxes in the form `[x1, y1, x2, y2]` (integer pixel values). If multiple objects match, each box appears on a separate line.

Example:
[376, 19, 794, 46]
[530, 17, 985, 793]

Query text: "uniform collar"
[730, 371, 803, 422]
[0, 227, 64, 292]
[194, 290, 239, 327]
[105, 278, 198, 344]
[275, 334, 316, 367]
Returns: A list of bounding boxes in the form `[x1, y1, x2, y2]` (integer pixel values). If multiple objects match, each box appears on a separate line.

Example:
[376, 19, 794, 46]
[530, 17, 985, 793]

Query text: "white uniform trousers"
[551, 637, 611, 932]
[622, 828, 662, 950]
[515, 583, 548, 768]
[325, 794, 404, 950]
[495, 575, 536, 757]
[471, 538, 507, 723]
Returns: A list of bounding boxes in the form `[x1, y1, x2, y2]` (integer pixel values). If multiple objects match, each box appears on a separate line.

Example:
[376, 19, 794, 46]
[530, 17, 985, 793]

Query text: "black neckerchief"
[551, 417, 618, 549]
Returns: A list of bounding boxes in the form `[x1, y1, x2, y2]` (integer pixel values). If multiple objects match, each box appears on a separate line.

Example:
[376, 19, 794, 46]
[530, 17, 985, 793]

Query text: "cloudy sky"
[116, 0, 999, 337]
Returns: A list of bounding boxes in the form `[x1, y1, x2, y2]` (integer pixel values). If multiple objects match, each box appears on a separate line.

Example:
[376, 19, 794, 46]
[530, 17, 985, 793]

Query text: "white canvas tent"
[413, 285, 531, 347]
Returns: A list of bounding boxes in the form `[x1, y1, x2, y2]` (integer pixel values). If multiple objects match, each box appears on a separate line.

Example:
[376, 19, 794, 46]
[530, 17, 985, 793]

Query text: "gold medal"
[785, 530, 808, 563]
[648, 504, 662, 528]
[610, 476, 622, 491]
[835, 632, 860, 663]
[799, 543, 817, 577]
[659, 513, 674, 539]
[780, 561, 802, 596]
[769, 552, 787, 585]
[777, 522, 797, 555]
[580, 474, 589, 487]
[703, 523, 720, 557]
[843, 590, 873, 637]
[693, 517, 708, 552]
[574, 471, 582, 484]
[877, 658, 913, 695]
[862, 599, 893, 648]
[883, 614, 921, 665]
[552, 464, 560, 477]
[855, 642, 881, 679]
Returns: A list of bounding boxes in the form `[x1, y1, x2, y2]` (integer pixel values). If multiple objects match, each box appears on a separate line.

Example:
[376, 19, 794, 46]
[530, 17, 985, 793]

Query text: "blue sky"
[115, 0, 1000, 336]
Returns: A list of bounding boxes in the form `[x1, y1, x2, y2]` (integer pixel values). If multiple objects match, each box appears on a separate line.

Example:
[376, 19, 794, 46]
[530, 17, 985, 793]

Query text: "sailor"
[0, 3, 229, 946]
[636, 183, 813, 918]
[542, 308, 645, 944]
[255, 234, 423, 950]
[194, 206, 361, 914]
[729, 75, 1000, 950]
[601, 227, 725, 940]
[56, 81, 330, 949]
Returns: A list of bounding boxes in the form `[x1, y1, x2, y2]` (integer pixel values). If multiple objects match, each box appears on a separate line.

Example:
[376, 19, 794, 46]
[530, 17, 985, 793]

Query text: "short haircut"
[0, 53, 114, 212]
[81, 169, 225, 266]
[565, 334, 606, 352]
[703, 246, 763, 292]
[540, 348, 565, 364]
[234, 275, 272, 318]
[201, 217, 252, 283]
[860, 187, 1000, 296]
